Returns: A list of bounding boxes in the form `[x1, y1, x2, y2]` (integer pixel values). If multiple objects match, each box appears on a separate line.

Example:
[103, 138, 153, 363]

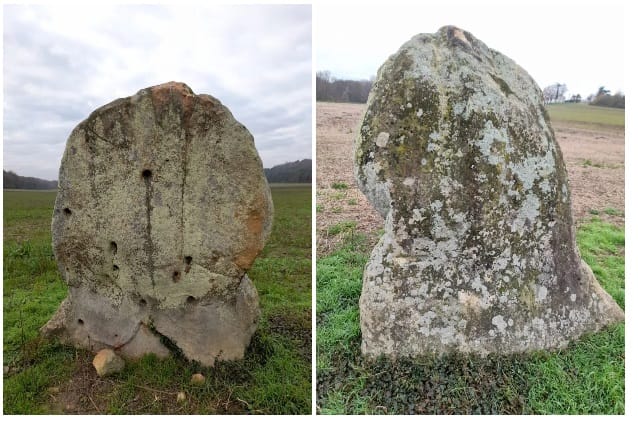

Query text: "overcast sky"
[316, 1, 624, 99]
[3, 4, 311, 180]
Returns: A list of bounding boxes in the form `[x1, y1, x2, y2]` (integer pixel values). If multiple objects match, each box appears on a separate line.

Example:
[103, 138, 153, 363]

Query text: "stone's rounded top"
[148, 81, 196, 96]
[147, 81, 196, 111]
[86, 82, 228, 130]
[53, 81, 273, 308]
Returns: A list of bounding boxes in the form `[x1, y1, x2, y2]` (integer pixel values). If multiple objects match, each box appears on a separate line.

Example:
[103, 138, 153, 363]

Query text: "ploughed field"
[316, 102, 624, 255]
[3, 185, 311, 414]
[316, 102, 625, 414]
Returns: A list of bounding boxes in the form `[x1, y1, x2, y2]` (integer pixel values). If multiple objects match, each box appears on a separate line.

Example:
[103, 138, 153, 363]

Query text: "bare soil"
[316, 102, 625, 256]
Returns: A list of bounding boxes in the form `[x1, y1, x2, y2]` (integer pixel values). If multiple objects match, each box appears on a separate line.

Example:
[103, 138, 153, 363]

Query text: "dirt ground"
[316, 102, 625, 256]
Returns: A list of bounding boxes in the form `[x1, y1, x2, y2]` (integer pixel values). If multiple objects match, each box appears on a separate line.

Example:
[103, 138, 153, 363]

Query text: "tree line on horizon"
[3, 170, 58, 190]
[264, 159, 311, 183]
[542, 84, 624, 108]
[4, 159, 312, 190]
[316, 71, 373, 104]
[318, 70, 624, 110]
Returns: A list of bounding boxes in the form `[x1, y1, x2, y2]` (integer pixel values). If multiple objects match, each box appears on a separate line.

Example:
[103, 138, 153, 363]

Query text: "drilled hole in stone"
[142, 169, 152, 179]
[139, 299, 147, 307]
[113, 265, 119, 271]
[78, 318, 84, 325]
[110, 241, 118, 255]
[172, 271, 181, 282]
[63, 208, 72, 215]
[187, 296, 195, 304]
[185, 256, 192, 265]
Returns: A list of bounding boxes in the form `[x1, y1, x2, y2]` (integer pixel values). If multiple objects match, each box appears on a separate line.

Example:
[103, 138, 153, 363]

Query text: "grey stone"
[92, 348, 125, 377]
[354, 26, 624, 357]
[42, 82, 273, 366]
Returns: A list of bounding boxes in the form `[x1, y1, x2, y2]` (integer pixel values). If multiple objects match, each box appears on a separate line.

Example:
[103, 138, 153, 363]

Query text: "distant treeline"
[4, 160, 311, 190]
[590, 92, 625, 109]
[543, 83, 624, 109]
[316, 71, 373, 104]
[3, 170, 57, 190]
[264, 159, 311, 183]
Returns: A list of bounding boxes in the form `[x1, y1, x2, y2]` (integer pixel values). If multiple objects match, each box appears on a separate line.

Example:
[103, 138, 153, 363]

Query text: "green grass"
[3, 187, 311, 414]
[327, 220, 357, 236]
[316, 220, 624, 414]
[577, 218, 624, 309]
[331, 182, 348, 190]
[603, 207, 623, 217]
[546, 103, 625, 128]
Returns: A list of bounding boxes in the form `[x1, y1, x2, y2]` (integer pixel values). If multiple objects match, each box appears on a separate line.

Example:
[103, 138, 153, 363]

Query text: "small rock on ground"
[92, 348, 125, 377]
[190, 373, 206, 385]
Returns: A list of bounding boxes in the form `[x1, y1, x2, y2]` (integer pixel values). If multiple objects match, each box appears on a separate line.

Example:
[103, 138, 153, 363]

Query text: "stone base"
[42, 275, 259, 366]
[360, 233, 624, 358]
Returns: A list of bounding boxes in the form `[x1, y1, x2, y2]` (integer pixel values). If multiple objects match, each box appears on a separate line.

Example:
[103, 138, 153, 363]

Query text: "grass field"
[546, 103, 625, 128]
[316, 219, 624, 414]
[3, 185, 311, 414]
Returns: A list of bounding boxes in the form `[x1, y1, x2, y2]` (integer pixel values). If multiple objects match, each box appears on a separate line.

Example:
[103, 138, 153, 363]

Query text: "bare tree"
[316, 71, 374, 103]
[542, 83, 568, 104]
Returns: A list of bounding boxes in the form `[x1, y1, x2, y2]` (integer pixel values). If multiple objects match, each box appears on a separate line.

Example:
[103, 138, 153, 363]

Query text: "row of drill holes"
[78, 173, 149, 328]
[79, 174, 188, 316]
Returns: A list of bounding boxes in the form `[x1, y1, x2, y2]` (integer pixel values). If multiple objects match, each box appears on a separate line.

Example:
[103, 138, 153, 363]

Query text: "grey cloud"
[3, 4, 311, 179]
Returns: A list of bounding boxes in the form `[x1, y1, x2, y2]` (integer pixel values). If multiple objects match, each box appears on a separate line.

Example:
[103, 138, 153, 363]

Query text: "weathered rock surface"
[355, 26, 624, 357]
[93, 348, 125, 377]
[42, 82, 273, 366]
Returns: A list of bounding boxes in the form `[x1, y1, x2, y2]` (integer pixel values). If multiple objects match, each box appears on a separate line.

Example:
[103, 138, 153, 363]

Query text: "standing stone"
[354, 27, 624, 357]
[42, 82, 273, 366]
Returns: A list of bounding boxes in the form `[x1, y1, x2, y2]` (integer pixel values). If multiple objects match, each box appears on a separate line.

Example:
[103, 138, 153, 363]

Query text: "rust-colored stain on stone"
[451, 27, 469, 44]
[150, 81, 195, 121]
[233, 195, 266, 270]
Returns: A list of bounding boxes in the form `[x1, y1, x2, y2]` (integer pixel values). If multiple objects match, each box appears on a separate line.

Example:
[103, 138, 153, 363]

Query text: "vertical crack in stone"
[143, 169, 155, 287]
[84, 127, 99, 203]
[180, 127, 189, 269]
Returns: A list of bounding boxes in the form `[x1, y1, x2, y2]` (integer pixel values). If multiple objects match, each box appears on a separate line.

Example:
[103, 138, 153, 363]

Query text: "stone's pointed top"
[445, 25, 470, 46]
[355, 26, 623, 358]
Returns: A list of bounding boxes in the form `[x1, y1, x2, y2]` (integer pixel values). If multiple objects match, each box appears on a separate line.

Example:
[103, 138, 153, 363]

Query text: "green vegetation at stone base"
[3, 187, 311, 414]
[331, 182, 349, 190]
[546, 103, 625, 128]
[317, 220, 624, 414]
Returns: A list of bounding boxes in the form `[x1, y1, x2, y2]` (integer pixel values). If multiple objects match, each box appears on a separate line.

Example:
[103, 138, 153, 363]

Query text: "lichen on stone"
[355, 26, 624, 357]
[43, 82, 273, 366]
